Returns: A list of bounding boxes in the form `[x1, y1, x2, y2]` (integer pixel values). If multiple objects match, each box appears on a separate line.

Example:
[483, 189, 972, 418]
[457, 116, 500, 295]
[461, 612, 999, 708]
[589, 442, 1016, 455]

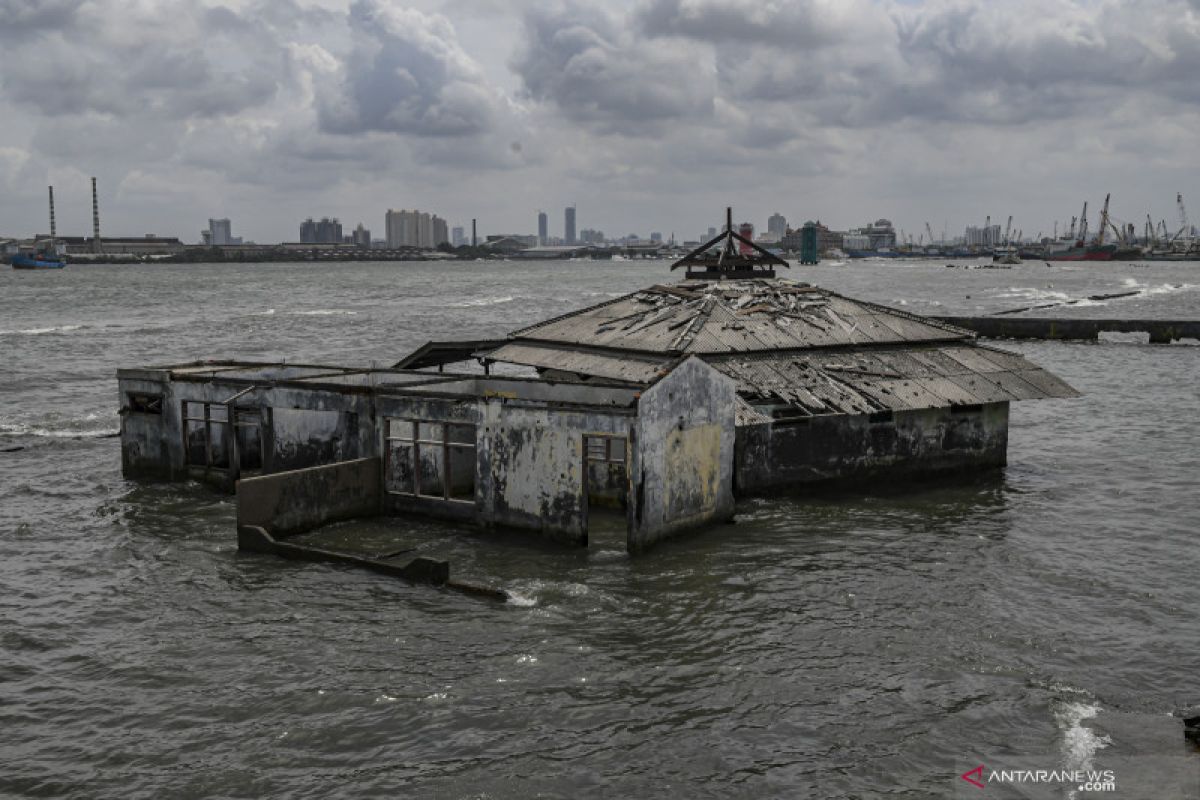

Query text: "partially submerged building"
[117, 212, 1077, 558]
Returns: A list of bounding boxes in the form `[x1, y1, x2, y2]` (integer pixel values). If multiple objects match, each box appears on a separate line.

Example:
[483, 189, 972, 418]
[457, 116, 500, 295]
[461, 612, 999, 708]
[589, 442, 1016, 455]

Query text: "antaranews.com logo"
[960, 764, 1116, 793]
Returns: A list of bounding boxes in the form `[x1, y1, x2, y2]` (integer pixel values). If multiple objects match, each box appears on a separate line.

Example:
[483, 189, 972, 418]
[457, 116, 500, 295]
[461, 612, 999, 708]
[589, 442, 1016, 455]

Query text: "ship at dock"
[1043, 194, 1120, 262]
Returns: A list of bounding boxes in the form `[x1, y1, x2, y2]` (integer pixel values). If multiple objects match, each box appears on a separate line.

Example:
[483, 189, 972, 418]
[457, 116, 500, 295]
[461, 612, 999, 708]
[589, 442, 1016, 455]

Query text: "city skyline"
[0, 1, 1197, 243]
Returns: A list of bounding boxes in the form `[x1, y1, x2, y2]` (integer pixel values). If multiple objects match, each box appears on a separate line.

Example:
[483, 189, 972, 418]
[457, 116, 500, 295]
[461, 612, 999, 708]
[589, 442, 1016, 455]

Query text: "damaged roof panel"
[511, 279, 973, 355]
[710, 343, 1078, 418]
[484, 342, 672, 384]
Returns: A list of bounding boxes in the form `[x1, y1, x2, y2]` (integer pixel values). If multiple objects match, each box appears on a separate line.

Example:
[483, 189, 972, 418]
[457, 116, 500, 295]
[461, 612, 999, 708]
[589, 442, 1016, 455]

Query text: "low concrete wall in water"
[236, 456, 381, 537]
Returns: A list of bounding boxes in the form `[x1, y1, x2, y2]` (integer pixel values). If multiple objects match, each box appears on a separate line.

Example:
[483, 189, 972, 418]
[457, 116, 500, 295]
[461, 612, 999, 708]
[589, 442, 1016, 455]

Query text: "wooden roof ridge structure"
[671, 206, 789, 280]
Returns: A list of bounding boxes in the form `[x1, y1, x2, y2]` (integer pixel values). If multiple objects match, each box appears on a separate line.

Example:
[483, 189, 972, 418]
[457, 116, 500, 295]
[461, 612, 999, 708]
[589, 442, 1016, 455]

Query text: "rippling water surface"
[2, 258, 1199, 798]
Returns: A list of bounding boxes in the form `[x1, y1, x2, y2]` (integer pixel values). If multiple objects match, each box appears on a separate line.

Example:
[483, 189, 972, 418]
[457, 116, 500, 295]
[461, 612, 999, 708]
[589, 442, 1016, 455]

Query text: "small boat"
[13, 186, 68, 269]
[992, 245, 1021, 265]
[11, 244, 67, 270]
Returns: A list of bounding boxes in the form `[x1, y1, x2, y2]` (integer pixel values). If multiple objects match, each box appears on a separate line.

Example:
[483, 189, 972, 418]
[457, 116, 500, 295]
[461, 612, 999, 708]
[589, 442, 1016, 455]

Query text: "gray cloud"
[0, 0, 1198, 246]
[316, 0, 498, 137]
[511, 1, 716, 131]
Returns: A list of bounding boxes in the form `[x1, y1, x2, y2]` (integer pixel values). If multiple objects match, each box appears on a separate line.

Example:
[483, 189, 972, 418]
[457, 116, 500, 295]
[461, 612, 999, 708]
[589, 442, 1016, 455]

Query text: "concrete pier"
[933, 317, 1200, 343]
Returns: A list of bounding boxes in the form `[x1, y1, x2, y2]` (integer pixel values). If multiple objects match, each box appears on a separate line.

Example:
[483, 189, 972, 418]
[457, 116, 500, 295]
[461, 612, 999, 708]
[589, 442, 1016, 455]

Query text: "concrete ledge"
[933, 316, 1200, 343]
[237, 525, 508, 601]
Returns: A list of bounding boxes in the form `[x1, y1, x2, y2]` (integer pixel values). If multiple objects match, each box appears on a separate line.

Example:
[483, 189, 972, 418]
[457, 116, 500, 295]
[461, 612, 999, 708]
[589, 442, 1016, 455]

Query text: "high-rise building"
[432, 215, 449, 247]
[352, 223, 371, 248]
[707, 226, 717, 239]
[767, 212, 787, 237]
[385, 209, 448, 248]
[207, 218, 241, 246]
[300, 218, 317, 243]
[301, 217, 341, 243]
[452, 226, 465, 246]
[564, 205, 576, 245]
[537, 211, 548, 245]
[965, 224, 1002, 248]
[650, 232, 663, 242]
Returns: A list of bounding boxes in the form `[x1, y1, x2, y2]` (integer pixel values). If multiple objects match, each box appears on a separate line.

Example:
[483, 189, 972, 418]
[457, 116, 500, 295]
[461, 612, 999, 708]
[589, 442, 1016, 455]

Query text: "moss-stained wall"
[631, 357, 736, 552]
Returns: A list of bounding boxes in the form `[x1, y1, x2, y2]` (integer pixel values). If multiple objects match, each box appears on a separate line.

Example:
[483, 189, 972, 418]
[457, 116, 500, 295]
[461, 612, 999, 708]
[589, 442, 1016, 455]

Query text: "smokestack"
[48, 186, 56, 240]
[91, 177, 103, 254]
[471, 218, 477, 247]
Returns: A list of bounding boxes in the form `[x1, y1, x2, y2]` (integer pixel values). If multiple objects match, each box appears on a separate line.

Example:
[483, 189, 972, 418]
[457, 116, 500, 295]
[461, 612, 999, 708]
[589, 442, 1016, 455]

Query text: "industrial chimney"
[91, 177, 103, 254]
[48, 186, 56, 240]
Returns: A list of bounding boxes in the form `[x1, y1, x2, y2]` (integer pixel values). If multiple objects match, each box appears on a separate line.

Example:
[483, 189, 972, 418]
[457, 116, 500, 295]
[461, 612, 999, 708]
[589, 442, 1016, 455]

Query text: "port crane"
[925, 222, 936, 247]
[1094, 194, 1111, 246]
[1172, 193, 1191, 243]
[1078, 201, 1089, 243]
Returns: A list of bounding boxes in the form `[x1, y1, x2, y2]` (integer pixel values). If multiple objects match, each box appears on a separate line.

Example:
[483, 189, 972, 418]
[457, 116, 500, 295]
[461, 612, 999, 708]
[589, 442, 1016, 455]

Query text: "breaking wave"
[448, 296, 515, 308]
[1055, 698, 1110, 777]
[0, 411, 119, 439]
[0, 324, 85, 336]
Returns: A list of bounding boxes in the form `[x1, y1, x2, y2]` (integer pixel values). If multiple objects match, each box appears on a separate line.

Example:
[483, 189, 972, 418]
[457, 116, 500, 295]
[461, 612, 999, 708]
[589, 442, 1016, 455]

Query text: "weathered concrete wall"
[236, 456, 381, 536]
[480, 400, 635, 546]
[118, 372, 175, 479]
[118, 374, 377, 491]
[630, 357, 736, 552]
[735, 401, 1009, 494]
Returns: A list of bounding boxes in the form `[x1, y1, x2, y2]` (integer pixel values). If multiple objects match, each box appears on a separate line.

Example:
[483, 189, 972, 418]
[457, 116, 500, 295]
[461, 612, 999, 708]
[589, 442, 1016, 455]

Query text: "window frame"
[385, 417, 476, 504]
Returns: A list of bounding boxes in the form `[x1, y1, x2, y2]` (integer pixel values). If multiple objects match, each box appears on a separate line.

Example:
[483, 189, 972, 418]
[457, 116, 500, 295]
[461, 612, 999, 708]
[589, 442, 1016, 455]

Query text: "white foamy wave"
[0, 422, 118, 439]
[994, 288, 1071, 302]
[293, 309, 359, 316]
[1141, 282, 1197, 297]
[448, 296, 515, 308]
[505, 590, 537, 607]
[0, 324, 85, 336]
[249, 309, 276, 317]
[1055, 699, 1110, 775]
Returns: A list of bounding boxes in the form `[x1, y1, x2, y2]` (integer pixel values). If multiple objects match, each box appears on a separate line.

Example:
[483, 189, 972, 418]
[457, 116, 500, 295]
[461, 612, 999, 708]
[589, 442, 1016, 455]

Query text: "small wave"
[993, 288, 1071, 302]
[0, 423, 118, 439]
[293, 309, 359, 317]
[249, 309, 276, 317]
[1141, 282, 1196, 297]
[0, 324, 85, 336]
[447, 296, 515, 308]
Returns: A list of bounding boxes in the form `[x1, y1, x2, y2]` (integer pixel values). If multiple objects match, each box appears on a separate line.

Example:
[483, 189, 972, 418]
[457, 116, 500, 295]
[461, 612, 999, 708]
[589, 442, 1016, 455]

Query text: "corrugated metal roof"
[484, 342, 672, 384]
[509, 278, 973, 355]
[709, 343, 1078, 417]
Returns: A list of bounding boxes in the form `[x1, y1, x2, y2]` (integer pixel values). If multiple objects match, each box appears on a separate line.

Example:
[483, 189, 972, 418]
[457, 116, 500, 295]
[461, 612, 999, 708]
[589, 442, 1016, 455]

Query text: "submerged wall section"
[735, 401, 1010, 493]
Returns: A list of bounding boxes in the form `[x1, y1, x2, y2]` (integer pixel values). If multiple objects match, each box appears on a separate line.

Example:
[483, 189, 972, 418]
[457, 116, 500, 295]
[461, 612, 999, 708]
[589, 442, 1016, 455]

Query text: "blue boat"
[13, 185, 68, 269]
[11, 246, 67, 270]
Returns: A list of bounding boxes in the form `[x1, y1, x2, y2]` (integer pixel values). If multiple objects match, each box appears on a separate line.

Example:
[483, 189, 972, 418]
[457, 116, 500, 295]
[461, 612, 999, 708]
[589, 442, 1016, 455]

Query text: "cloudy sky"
[2, 0, 1199, 244]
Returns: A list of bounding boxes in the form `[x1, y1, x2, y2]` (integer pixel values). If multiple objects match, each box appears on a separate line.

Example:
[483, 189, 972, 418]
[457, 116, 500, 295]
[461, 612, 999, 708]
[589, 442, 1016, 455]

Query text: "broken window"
[182, 401, 230, 469]
[583, 434, 629, 512]
[127, 392, 162, 415]
[234, 408, 265, 473]
[386, 418, 475, 503]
